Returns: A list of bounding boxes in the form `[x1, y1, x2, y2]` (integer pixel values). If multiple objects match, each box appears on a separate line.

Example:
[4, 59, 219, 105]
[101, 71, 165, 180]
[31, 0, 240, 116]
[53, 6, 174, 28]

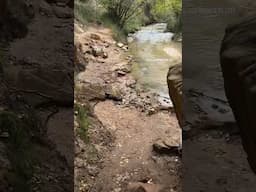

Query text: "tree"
[101, 0, 147, 28]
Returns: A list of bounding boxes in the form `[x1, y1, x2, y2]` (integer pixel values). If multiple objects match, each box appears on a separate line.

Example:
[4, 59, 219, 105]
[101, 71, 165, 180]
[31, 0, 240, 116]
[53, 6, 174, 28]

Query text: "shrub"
[75, 104, 90, 143]
[100, 0, 147, 28]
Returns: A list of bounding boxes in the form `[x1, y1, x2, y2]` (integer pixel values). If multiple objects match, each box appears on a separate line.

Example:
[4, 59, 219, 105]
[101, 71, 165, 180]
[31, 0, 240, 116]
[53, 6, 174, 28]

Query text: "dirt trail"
[93, 101, 180, 191]
[75, 23, 181, 192]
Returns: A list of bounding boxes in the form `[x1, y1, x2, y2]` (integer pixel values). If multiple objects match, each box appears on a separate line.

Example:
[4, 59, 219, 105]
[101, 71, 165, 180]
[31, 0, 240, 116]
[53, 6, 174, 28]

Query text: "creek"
[129, 23, 181, 107]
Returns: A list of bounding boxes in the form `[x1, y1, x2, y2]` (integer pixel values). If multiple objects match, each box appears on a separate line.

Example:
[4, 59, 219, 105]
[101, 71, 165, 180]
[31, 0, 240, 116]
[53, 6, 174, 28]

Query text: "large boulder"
[167, 63, 183, 127]
[220, 16, 256, 172]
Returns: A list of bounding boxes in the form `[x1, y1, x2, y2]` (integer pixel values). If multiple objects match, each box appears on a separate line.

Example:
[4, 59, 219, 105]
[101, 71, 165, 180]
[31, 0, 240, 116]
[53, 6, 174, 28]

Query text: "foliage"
[75, 0, 100, 24]
[75, 104, 90, 143]
[100, 0, 182, 33]
[99, 13, 127, 42]
[75, 0, 182, 40]
[100, 0, 147, 28]
[150, 0, 181, 32]
[151, 0, 181, 21]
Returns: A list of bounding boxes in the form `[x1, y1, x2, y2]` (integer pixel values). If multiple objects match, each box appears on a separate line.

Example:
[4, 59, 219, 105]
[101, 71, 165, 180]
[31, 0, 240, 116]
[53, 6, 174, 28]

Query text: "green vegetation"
[150, 0, 181, 32]
[75, 0, 99, 24]
[99, 14, 128, 42]
[75, 0, 181, 41]
[75, 104, 90, 143]
[100, 0, 146, 28]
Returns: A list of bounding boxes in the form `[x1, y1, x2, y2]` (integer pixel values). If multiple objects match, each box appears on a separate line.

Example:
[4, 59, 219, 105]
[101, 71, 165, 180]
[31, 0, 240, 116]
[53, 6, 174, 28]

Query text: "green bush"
[150, 0, 181, 33]
[100, 0, 147, 28]
[75, 104, 90, 143]
[75, 0, 100, 24]
[167, 11, 181, 33]
[74, 0, 182, 40]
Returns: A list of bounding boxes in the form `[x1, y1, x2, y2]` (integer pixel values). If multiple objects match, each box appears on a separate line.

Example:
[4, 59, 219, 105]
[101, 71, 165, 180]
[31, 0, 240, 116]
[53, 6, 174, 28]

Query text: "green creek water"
[129, 23, 181, 106]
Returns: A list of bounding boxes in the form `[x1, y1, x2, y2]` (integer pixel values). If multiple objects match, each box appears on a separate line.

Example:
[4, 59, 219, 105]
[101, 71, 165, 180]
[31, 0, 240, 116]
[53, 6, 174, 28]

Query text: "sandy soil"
[93, 101, 181, 191]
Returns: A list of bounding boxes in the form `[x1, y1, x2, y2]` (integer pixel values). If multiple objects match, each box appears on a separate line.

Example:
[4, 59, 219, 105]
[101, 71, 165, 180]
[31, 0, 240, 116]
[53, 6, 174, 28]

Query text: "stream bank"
[75, 22, 181, 192]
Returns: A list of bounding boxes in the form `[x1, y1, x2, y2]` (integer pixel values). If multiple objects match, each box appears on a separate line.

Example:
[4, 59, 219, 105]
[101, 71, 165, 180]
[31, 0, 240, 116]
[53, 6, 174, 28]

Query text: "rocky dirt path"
[93, 101, 180, 192]
[75, 23, 181, 192]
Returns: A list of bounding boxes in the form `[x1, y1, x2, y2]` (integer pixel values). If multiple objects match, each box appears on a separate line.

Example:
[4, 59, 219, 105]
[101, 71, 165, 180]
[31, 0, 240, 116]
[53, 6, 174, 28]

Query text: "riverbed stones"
[117, 42, 124, 48]
[220, 16, 256, 172]
[91, 46, 104, 57]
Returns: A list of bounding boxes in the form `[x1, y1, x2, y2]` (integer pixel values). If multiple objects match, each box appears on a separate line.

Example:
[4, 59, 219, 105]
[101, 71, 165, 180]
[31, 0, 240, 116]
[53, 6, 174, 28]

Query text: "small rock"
[74, 121, 79, 128]
[127, 182, 162, 192]
[105, 87, 122, 101]
[153, 139, 181, 156]
[90, 33, 101, 40]
[103, 52, 108, 59]
[112, 62, 131, 73]
[117, 70, 126, 76]
[127, 36, 134, 43]
[75, 24, 84, 34]
[126, 79, 136, 88]
[117, 42, 124, 48]
[147, 108, 155, 115]
[104, 42, 110, 48]
[122, 46, 128, 51]
[91, 46, 104, 57]
[114, 187, 122, 192]
[87, 165, 99, 176]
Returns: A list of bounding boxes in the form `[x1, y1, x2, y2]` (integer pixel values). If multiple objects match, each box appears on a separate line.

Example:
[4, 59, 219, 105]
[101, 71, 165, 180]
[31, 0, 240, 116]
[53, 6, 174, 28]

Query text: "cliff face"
[220, 16, 256, 172]
[0, 0, 34, 39]
[0, 1, 74, 190]
[0, 1, 7, 21]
